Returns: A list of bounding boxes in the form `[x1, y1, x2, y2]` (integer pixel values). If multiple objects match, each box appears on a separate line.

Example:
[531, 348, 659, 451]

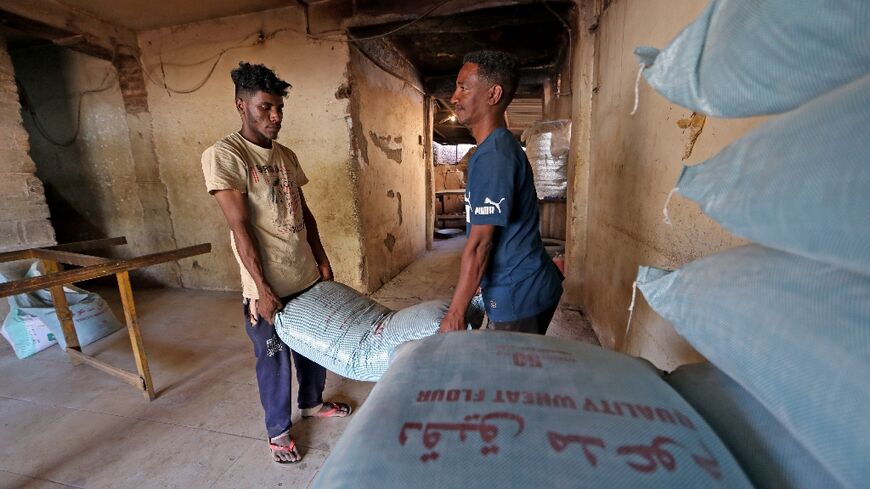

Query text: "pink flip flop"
[268, 438, 300, 464]
[303, 401, 353, 418]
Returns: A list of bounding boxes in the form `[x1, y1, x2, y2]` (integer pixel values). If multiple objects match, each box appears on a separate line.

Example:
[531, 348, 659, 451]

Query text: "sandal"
[268, 436, 301, 464]
[303, 401, 353, 418]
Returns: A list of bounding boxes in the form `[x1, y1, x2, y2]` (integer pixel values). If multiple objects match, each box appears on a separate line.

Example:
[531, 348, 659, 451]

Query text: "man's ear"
[235, 97, 245, 114]
[488, 84, 504, 106]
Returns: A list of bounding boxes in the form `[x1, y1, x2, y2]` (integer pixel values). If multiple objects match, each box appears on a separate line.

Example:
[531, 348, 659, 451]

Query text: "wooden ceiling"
[348, 1, 573, 144]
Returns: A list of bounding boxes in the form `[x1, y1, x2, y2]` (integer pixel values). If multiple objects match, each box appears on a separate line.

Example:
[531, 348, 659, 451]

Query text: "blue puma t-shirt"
[465, 128, 563, 322]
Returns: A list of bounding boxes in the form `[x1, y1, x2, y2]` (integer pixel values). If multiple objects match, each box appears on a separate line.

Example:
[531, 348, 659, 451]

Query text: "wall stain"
[676, 112, 706, 160]
[335, 82, 352, 99]
[384, 233, 396, 252]
[386, 190, 403, 225]
[368, 131, 403, 163]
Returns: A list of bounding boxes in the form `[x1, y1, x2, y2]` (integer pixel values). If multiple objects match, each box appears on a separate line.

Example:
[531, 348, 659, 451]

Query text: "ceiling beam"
[0, 0, 139, 59]
[348, 4, 563, 37]
[343, 0, 569, 30]
[352, 37, 424, 93]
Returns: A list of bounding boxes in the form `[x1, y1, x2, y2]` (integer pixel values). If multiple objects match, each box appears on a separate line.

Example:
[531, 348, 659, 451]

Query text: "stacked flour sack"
[633, 1, 870, 488]
[312, 332, 754, 488]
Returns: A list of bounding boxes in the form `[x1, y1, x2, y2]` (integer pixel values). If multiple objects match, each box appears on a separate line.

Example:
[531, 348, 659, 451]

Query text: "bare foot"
[268, 430, 301, 463]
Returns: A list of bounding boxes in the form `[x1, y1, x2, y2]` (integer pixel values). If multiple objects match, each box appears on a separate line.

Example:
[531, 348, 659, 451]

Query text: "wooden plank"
[36, 249, 113, 267]
[116, 271, 154, 400]
[435, 189, 466, 196]
[0, 248, 36, 264]
[66, 349, 146, 390]
[539, 200, 567, 240]
[41, 260, 82, 365]
[436, 214, 467, 220]
[0, 0, 139, 58]
[0, 243, 211, 298]
[47, 237, 127, 253]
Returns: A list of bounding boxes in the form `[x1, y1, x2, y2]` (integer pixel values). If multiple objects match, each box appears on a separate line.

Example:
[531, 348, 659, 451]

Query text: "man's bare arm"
[213, 189, 282, 324]
[300, 189, 333, 281]
[439, 224, 496, 333]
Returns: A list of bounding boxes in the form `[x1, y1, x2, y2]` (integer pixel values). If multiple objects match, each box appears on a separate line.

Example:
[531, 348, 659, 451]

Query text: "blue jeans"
[244, 293, 326, 438]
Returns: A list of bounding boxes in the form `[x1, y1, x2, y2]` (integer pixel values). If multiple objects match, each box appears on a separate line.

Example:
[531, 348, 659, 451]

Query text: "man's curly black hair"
[463, 50, 519, 106]
[231, 62, 292, 98]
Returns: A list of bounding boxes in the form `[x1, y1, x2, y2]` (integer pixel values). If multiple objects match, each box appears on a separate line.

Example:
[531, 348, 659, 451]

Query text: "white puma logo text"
[484, 197, 506, 213]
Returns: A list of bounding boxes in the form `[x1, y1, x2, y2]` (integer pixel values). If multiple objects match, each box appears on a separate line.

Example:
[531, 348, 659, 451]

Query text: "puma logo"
[484, 197, 506, 213]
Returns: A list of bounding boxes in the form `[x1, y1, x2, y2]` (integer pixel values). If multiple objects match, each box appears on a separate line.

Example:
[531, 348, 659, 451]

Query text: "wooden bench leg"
[41, 259, 82, 365]
[116, 271, 155, 401]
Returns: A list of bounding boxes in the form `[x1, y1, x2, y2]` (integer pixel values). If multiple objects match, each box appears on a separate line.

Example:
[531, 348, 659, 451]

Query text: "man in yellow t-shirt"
[202, 62, 351, 464]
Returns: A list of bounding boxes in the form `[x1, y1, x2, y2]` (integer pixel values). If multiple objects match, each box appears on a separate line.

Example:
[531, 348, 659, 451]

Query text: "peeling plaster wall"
[349, 48, 427, 292]
[12, 46, 158, 274]
[138, 6, 365, 292]
[566, 0, 766, 370]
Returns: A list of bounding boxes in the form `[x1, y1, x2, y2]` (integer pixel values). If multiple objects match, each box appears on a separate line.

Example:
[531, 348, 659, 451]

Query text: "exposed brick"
[24, 175, 45, 198]
[0, 68, 15, 85]
[0, 173, 32, 199]
[11, 124, 30, 149]
[0, 126, 19, 151]
[0, 37, 56, 250]
[0, 88, 19, 106]
[0, 198, 50, 221]
[0, 102, 25, 128]
[0, 149, 35, 173]
[21, 219, 55, 246]
[114, 54, 148, 113]
[0, 221, 21, 249]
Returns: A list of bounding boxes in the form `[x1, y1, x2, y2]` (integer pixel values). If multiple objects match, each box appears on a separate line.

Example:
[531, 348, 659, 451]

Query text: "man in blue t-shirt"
[439, 50, 563, 335]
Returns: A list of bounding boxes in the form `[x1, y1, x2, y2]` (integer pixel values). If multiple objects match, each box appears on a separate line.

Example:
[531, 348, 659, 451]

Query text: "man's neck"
[239, 127, 273, 149]
[470, 112, 507, 145]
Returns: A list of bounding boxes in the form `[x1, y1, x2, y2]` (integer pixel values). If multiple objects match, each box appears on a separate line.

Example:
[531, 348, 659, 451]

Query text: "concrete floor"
[0, 237, 597, 488]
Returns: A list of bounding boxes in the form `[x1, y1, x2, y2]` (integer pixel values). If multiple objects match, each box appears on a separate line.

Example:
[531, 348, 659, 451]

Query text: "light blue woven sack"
[638, 245, 870, 488]
[274, 281, 484, 381]
[667, 363, 842, 489]
[1, 261, 123, 354]
[634, 0, 870, 117]
[672, 75, 870, 275]
[313, 332, 752, 488]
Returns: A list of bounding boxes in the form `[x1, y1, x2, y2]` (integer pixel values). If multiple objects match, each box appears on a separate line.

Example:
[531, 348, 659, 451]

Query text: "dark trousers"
[244, 296, 326, 438]
[490, 302, 559, 335]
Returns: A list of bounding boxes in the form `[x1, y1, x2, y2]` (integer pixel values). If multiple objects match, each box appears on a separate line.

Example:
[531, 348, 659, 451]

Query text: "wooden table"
[0, 237, 211, 400]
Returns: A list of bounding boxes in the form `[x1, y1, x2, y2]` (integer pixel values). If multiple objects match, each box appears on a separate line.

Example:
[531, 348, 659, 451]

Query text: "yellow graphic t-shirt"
[201, 132, 320, 299]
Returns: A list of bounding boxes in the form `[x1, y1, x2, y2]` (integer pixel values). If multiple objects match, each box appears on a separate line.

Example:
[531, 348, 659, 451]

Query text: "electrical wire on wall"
[13, 1, 441, 148]
[137, 0, 454, 97]
[14, 0, 572, 146]
[16, 70, 116, 147]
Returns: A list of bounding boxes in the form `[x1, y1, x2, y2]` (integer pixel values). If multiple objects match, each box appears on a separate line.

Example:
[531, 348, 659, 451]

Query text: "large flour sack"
[312, 332, 752, 488]
[1, 261, 122, 357]
[667, 363, 842, 489]
[634, 0, 870, 117]
[274, 281, 483, 381]
[638, 245, 870, 488]
[674, 75, 870, 275]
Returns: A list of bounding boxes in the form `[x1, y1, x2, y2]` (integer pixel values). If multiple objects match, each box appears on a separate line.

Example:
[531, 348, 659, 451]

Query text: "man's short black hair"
[462, 50, 520, 106]
[231, 62, 291, 98]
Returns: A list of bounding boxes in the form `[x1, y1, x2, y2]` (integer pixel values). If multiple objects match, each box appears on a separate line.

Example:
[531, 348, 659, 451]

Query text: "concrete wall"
[12, 45, 168, 281]
[0, 35, 55, 253]
[565, 0, 764, 370]
[137, 6, 366, 292]
[349, 48, 428, 291]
